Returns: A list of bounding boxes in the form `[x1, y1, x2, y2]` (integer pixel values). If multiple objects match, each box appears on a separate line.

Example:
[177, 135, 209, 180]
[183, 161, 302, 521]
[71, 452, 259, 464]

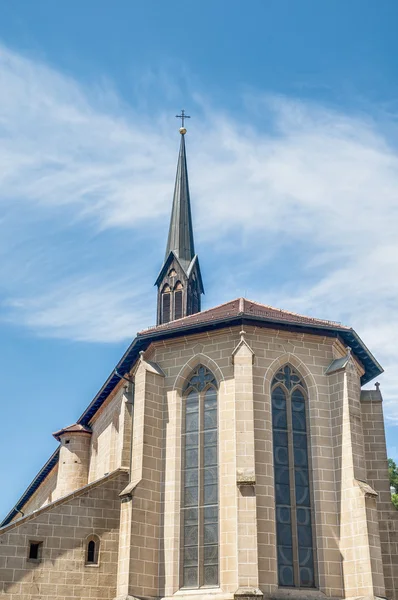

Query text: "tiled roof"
[139, 297, 350, 336]
[53, 423, 92, 441]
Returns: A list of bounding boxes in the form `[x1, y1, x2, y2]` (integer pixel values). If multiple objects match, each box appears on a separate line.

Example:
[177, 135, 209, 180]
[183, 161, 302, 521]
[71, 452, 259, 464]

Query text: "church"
[0, 118, 397, 600]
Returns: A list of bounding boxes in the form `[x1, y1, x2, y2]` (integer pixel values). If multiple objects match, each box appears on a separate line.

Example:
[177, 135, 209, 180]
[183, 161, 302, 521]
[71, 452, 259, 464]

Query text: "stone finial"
[375, 381, 381, 391]
[232, 331, 255, 364]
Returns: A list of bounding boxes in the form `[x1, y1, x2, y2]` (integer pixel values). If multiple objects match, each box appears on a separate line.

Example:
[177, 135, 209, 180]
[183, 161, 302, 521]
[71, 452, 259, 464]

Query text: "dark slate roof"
[1, 297, 383, 527]
[163, 132, 195, 272]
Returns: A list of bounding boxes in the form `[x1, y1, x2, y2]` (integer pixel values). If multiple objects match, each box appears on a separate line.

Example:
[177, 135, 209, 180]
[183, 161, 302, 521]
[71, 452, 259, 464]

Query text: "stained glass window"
[182, 366, 218, 588]
[272, 365, 315, 588]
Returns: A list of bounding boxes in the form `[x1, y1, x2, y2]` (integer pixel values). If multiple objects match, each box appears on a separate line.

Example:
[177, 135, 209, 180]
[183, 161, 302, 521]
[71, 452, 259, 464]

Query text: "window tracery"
[182, 365, 218, 588]
[272, 364, 315, 588]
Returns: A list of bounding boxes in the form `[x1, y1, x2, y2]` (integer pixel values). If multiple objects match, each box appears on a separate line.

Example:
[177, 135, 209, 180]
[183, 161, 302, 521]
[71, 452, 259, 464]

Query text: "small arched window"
[85, 535, 100, 565]
[272, 365, 315, 588]
[161, 284, 171, 324]
[182, 365, 219, 588]
[174, 281, 183, 320]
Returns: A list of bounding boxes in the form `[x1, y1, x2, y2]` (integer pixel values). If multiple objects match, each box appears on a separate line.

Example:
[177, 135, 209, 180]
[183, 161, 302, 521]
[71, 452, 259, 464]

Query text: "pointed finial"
[176, 109, 190, 134]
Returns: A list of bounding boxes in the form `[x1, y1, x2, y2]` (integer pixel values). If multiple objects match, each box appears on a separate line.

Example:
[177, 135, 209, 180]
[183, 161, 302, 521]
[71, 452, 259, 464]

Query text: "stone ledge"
[119, 479, 140, 499]
[114, 596, 159, 600]
[237, 468, 256, 486]
[234, 588, 263, 600]
[171, 590, 234, 600]
[263, 591, 340, 600]
[356, 479, 378, 498]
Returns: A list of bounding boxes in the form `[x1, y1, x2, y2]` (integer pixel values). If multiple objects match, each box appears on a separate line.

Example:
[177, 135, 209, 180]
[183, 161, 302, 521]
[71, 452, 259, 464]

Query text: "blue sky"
[1, 0, 398, 518]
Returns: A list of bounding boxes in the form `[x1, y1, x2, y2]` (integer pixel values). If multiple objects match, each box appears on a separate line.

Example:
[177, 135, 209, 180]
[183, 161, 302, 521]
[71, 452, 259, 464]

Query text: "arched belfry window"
[182, 365, 218, 588]
[161, 284, 171, 324]
[272, 365, 315, 588]
[174, 281, 183, 320]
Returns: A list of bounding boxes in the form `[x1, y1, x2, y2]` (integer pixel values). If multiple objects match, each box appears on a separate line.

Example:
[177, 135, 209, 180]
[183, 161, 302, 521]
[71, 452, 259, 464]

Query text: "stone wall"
[0, 469, 128, 600]
[14, 467, 58, 521]
[361, 389, 398, 600]
[88, 388, 126, 483]
[4, 322, 396, 600]
[115, 358, 166, 600]
[55, 432, 91, 500]
[146, 325, 347, 598]
[138, 324, 395, 600]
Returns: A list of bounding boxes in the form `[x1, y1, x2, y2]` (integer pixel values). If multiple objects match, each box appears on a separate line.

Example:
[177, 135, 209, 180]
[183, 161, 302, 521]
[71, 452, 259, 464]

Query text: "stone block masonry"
[0, 469, 128, 600]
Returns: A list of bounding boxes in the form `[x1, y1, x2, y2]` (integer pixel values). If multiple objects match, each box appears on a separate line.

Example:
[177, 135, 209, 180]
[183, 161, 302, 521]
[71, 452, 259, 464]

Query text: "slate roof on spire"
[164, 132, 195, 272]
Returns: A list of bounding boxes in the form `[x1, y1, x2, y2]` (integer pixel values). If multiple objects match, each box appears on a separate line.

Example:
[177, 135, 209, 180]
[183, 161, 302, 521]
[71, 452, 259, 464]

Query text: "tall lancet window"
[272, 365, 315, 588]
[161, 285, 171, 324]
[182, 365, 218, 588]
[174, 282, 183, 320]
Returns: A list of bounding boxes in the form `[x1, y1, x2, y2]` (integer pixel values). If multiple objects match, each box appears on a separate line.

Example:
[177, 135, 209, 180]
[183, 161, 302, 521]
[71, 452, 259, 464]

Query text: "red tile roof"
[139, 297, 350, 336]
[52, 423, 92, 441]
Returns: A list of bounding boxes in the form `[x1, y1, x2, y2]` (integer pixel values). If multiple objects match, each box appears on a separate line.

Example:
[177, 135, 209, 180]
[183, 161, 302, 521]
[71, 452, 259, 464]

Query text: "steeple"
[155, 116, 204, 325]
[164, 133, 195, 271]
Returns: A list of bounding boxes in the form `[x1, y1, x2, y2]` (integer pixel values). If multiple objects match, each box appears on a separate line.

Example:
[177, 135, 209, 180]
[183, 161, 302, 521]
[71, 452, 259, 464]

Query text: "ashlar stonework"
[1, 126, 397, 600]
[1, 324, 397, 600]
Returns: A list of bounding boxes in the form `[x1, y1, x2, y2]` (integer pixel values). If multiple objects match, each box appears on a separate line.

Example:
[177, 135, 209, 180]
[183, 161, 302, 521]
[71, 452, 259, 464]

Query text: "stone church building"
[0, 123, 397, 600]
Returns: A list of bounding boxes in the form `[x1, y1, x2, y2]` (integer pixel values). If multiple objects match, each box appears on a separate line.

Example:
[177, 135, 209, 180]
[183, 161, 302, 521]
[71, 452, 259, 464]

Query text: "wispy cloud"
[1, 44, 398, 421]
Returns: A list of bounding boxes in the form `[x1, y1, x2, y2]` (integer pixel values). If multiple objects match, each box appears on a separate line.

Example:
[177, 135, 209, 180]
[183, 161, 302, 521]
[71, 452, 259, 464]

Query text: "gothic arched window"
[272, 365, 315, 588]
[182, 365, 218, 588]
[161, 284, 171, 324]
[174, 281, 183, 320]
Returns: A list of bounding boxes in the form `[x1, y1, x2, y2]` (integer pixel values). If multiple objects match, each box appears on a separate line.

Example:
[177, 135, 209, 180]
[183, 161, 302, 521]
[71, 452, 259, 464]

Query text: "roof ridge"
[242, 298, 349, 329]
[139, 297, 242, 334]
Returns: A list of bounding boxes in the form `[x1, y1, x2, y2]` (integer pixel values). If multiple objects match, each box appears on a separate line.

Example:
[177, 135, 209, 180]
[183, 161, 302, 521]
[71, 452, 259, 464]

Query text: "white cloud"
[5, 276, 153, 343]
[1, 43, 398, 422]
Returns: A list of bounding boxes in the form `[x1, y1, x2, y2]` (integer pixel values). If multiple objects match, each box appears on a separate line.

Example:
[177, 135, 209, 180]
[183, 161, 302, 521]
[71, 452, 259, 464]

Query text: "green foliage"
[388, 458, 398, 493]
[388, 459, 398, 509]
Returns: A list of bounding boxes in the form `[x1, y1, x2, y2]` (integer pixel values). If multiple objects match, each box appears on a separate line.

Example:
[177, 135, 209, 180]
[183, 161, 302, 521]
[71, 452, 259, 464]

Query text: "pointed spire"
[155, 117, 204, 326]
[164, 130, 195, 270]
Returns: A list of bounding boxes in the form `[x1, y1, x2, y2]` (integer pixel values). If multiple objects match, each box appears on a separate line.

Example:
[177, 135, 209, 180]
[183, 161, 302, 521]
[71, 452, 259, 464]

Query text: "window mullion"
[286, 387, 299, 587]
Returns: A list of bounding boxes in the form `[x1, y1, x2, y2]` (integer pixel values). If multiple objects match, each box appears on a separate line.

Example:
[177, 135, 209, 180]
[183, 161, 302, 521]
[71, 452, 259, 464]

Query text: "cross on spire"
[176, 109, 190, 128]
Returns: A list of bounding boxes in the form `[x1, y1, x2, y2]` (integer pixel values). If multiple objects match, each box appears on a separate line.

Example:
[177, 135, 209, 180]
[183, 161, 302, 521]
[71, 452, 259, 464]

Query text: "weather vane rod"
[176, 109, 191, 129]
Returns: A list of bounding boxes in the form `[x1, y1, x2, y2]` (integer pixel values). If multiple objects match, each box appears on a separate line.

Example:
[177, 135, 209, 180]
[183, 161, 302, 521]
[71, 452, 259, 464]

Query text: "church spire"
[155, 114, 204, 325]
[164, 130, 195, 270]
